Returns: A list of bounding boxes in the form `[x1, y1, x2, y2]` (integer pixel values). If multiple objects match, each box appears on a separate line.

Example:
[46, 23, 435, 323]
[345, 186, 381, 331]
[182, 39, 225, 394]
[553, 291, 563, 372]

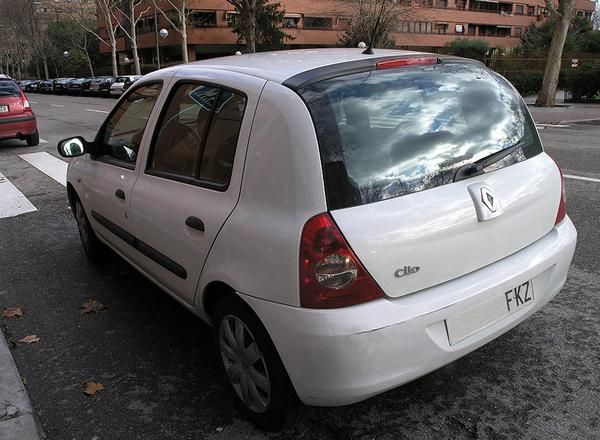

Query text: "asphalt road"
[1, 93, 599, 440]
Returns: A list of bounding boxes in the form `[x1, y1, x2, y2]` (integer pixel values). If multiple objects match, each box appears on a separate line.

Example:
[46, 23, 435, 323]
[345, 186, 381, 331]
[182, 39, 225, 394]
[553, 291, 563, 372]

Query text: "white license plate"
[445, 280, 534, 345]
[0, 105, 8, 113]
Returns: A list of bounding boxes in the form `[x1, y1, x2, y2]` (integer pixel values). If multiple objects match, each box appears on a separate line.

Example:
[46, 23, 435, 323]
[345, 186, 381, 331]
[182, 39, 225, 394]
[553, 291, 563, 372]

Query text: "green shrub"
[447, 38, 490, 62]
[563, 61, 600, 101]
[502, 71, 544, 96]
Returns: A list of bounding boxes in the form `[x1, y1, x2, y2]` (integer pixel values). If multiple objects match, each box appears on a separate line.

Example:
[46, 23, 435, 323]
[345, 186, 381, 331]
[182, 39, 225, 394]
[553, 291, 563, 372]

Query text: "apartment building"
[99, 0, 597, 65]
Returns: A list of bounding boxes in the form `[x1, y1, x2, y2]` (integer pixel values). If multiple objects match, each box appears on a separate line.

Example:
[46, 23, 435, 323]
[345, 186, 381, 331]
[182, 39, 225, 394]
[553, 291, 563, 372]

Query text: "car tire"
[213, 295, 306, 432]
[26, 131, 39, 146]
[73, 197, 105, 263]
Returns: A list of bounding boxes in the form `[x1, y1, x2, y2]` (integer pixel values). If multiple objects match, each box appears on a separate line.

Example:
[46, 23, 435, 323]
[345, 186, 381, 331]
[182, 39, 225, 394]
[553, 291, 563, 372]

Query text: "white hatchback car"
[58, 49, 576, 431]
[109, 75, 142, 96]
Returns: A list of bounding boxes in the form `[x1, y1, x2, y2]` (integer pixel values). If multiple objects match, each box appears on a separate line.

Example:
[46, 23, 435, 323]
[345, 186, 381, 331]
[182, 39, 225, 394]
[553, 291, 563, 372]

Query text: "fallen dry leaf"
[80, 300, 106, 314]
[3, 307, 24, 318]
[83, 382, 105, 396]
[18, 335, 40, 344]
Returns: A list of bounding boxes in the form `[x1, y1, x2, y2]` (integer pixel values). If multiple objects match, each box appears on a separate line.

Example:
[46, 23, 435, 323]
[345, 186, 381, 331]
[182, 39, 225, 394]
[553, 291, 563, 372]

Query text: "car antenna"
[362, 0, 386, 55]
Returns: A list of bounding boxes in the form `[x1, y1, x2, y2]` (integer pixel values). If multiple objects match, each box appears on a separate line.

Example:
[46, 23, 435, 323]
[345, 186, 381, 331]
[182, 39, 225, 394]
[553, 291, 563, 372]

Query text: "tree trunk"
[535, 12, 572, 106]
[35, 61, 41, 80]
[181, 16, 189, 63]
[84, 48, 95, 77]
[42, 58, 49, 79]
[247, 1, 257, 53]
[132, 38, 141, 74]
[111, 45, 119, 77]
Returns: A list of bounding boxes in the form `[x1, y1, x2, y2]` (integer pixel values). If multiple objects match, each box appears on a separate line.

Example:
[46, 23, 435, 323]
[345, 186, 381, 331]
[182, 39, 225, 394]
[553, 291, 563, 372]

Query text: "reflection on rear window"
[299, 63, 542, 210]
[0, 81, 21, 97]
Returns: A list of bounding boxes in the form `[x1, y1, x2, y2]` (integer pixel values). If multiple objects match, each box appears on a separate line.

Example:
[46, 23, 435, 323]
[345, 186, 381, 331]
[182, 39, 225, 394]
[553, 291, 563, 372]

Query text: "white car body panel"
[130, 69, 266, 305]
[331, 153, 561, 298]
[196, 81, 327, 308]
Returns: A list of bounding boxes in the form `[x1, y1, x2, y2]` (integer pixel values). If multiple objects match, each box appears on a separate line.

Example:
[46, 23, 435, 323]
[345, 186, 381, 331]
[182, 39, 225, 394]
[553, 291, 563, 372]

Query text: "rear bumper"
[0, 114, 37, 140]
[241, 217, 577, 406]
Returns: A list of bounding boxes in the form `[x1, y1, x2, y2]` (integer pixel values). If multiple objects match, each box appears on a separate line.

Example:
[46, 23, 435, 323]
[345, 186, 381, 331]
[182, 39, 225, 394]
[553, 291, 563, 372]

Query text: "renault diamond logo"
[481, 187, 497, 213]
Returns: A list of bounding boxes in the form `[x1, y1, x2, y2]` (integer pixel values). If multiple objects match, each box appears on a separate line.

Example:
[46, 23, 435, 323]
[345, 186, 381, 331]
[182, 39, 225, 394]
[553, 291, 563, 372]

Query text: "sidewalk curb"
[0, 328, 44, 440]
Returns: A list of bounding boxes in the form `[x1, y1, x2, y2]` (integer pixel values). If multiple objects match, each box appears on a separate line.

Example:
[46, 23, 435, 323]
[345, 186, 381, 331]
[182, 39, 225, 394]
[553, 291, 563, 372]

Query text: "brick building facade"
[99, 0, 597, 66]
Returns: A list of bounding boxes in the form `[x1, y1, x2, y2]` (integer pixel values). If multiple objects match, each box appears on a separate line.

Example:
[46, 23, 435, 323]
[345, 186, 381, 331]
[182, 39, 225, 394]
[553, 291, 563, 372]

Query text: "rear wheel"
[213, 295, 305, 431]
[26, 131, 39, 146]
[74, 198, 105, 262]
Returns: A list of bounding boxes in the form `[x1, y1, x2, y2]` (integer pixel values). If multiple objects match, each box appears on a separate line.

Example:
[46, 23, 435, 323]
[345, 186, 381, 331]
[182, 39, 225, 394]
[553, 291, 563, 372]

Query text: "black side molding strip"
[0, 115, 36, 125]
[91, 211, 187, 279]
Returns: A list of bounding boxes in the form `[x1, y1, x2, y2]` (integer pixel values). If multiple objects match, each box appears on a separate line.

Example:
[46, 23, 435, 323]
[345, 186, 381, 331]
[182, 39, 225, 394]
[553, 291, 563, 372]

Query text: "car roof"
[157, 48, 430, 84]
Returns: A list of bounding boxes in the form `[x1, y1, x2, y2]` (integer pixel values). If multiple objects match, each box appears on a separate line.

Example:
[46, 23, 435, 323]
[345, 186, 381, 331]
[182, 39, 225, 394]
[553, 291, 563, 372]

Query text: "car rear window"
[0, 81, 21, 97]
[298, 62, 542, 210]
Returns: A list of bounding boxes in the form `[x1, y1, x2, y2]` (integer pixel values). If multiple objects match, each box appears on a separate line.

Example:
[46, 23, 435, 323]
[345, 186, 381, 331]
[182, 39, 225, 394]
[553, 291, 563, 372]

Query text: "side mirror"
[57, 137, 88, 158]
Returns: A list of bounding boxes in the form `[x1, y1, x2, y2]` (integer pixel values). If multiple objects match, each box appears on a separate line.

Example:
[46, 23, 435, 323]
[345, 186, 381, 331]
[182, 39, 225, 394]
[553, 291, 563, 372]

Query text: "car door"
[81, 82, 164, 259]
[130, 70, 265, 305]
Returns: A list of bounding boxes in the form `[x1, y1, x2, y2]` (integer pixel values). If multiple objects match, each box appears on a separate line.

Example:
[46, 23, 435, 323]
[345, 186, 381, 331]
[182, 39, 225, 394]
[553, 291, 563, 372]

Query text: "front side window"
[299, 63, 542, 210]
[148, 83, 247, 188]
[100, 83, 162, 165]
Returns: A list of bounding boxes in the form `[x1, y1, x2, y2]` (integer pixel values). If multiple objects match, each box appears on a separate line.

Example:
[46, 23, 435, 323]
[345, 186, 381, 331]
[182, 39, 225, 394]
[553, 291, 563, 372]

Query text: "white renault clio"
[58, 49, 576, 431]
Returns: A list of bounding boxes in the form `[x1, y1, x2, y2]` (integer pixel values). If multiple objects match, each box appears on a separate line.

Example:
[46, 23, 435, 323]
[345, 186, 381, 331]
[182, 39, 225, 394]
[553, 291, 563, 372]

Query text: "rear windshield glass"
[0, 81, 21, 97]
[299, 62, 542, 210]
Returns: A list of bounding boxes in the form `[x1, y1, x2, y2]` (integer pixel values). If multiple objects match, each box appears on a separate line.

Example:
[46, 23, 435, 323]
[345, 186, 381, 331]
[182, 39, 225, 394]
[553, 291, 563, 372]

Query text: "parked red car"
[0, 78, 39, 146]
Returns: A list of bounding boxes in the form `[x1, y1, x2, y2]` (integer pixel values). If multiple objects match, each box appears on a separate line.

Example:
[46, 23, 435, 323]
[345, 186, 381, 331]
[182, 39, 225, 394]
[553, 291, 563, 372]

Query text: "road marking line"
[564, 174, 600, 183]
[50, 104, 65, 108]
[39, 138, 48, 144]
[29, 101, 38, 104]
[536, 124, 570, 128]
[19, 152, 67, 187]
[0, 171, 37, 219]
[86, 108, 109, 114]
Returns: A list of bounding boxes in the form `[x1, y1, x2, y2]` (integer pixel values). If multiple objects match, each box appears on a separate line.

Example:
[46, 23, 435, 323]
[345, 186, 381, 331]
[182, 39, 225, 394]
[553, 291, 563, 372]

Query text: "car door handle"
[115, 189, 126, 200]
[185, 216, 205, 232]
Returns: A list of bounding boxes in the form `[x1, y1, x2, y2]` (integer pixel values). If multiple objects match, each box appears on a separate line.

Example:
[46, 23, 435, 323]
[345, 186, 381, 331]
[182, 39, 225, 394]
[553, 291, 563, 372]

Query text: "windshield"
[299, 62, 542, 210]
[0, 81, 21, 97]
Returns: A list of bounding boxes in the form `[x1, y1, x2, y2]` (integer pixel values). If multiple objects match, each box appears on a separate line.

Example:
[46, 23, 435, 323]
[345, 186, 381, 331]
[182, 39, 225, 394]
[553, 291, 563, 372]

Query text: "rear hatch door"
[299, 61, 560, 297]
[0, 80, 24, 116]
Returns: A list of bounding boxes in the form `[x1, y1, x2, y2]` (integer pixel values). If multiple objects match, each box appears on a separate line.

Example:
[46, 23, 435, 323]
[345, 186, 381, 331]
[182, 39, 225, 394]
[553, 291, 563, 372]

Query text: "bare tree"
[152, 0, 192, 63]
[73, 0, 120, 76]
[535, 0, 575, 107]
[68, 0, 100, 77]
[113, 0, 151, 75]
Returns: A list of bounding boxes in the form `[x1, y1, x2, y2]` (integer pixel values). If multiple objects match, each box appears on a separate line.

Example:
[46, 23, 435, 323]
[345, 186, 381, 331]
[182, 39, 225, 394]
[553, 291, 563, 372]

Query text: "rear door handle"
[185, 216, 205, 232]
[115, 189, 125, 200]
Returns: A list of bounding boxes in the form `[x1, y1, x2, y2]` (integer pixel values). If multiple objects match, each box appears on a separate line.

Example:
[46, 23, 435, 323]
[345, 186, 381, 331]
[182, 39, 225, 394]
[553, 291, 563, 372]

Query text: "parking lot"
[1, 93, 599, 439]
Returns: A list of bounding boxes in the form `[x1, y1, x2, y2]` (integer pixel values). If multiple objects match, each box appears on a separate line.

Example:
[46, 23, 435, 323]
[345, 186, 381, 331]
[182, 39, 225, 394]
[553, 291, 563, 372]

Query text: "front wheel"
[213, 295, 306, 431]
[74, 198, 105, 262]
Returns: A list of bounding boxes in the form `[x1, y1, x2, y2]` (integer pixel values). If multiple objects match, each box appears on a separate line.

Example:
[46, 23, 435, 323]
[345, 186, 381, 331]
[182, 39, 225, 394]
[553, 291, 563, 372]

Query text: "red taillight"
[21, 91, 32, 112]
[376, 57, 438, 70]
[299, 213, 385, 309]
[555, 162, 567, 225]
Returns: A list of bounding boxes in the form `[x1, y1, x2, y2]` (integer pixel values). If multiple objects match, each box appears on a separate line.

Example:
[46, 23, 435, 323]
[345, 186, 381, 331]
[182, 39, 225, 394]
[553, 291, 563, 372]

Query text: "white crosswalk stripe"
[0, 171, 37, 218]
[19, 152, 67, 187]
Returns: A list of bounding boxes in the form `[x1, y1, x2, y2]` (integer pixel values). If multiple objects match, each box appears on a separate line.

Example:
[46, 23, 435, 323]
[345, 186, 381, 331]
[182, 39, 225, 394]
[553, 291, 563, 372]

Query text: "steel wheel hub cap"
[219, 315, 271, 413]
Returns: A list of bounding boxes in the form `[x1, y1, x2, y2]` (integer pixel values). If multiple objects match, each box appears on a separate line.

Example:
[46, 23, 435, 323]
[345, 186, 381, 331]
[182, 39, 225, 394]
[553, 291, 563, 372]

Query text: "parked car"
[87, 76, 109, 95]
[24, 80, 41, 93]
[53, 77, 74, 94]
[57, 49, 576, 431]
[97, 76, 116, 96]
[66, 78, 87, 95]
[109, 75, 142, 97]
[38, 79, 54, 93]
[81, 77, 94, 95]
[0, 78, 38, 146]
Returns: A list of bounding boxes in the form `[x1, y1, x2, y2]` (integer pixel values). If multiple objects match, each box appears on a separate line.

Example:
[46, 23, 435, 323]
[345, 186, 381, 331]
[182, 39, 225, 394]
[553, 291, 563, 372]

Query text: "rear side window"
[148, 82, 247, 189]
[0, 81, 21, 97]
[299, 63, 542, 210]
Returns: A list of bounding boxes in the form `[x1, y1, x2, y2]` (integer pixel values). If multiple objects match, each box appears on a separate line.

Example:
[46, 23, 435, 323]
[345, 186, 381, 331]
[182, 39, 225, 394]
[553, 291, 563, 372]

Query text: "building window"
[497, 26, 511, 37]
[514, 27, 523, 37]
[471, 0, 498, 12]
[303, 16, 333, 30]
[467, 24, 476, 36]
[515, 5, 524, 14]
[189, 11, 217, 27]
[435, 23, 448, 34]
[527, 6, 535, 16]
[225, 11, 239, 26]
[576, 10, 583, 17]
[499, 3, 512, 14]
[283, 15, 300, 28]
[455, 0, 466, 9]
[539, 7, 548, 16]
[398, 21, 434, 33]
